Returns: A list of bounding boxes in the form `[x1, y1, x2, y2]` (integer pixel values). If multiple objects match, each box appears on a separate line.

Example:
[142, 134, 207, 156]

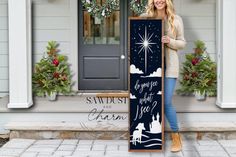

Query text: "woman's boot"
[171, 132, 182, 152]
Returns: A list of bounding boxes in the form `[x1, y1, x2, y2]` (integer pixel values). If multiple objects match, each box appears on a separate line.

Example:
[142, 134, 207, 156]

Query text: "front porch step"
[0, 129, 9, 139]
[1, 95, 236, 140]
[4, 121, 236, 140]
[5, 121, 236, 132]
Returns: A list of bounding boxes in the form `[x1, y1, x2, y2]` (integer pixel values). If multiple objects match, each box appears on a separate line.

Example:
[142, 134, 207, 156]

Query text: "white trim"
[7, 102, 33, 109]
[216, 0, 236, 108]
[216, 0, 222, 105]
[69, 0, 79, 91]
[216, 101, 236, 108]
[8, 0, 33, 108]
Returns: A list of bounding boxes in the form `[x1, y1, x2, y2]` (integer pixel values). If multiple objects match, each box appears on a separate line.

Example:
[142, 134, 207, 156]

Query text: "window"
[83, 0, 120, 45]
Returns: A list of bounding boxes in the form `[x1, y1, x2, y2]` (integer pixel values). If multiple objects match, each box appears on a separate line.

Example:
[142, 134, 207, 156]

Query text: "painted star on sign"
[135, 26, 157, 73]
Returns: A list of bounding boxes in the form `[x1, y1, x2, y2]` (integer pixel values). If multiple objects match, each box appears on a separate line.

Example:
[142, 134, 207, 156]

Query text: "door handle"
[121, 55, 126, 60]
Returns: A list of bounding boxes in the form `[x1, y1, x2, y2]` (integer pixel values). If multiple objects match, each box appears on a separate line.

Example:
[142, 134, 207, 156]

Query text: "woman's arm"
[167, 16, 186, 50]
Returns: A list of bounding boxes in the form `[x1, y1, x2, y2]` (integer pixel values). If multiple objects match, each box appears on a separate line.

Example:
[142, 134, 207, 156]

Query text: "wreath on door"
[81, 0, 119, 19]
[81, 0, 147, 19]
[130, 0, 147, 15]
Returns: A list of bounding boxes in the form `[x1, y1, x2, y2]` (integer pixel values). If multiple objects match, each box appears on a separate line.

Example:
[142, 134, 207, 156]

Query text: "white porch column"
[216, 0, 236, 108]
[8, 0, 33, 108]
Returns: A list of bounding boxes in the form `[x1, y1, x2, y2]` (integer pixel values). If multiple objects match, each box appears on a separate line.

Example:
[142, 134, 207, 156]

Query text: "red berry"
[184, 75, 189, 80]
[191, 72, 198, 78]
[52, 59, 59, 66]
[62, 76, 67, 81]
[191, 58, 199, 65]
[53, 72, 60, 78]
[61, 74, 67, 81]
[207, 80, 213, 86]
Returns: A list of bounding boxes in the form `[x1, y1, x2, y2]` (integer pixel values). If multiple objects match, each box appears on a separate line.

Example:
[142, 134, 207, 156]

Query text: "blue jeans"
[164, 77, 179, 132]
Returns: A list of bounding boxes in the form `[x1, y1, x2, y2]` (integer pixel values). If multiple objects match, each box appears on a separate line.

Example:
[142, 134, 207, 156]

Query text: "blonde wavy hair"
[146, 0, 176, 36]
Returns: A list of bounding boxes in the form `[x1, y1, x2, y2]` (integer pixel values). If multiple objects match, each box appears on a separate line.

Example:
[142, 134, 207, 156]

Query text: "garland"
[130, 0, 147, 15]
[81, 0, 119, 19]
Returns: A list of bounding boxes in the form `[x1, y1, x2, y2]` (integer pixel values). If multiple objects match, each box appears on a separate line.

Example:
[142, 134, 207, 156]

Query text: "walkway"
[0, 139, 235, 157]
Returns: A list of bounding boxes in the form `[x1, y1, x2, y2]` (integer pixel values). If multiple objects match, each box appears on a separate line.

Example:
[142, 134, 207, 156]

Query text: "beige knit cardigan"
[140, 14, 186, 78]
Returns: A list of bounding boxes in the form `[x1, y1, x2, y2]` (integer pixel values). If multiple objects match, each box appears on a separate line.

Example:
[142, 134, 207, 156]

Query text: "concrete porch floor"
[0, 95, 233, 113]
[0, 139, 236, 157]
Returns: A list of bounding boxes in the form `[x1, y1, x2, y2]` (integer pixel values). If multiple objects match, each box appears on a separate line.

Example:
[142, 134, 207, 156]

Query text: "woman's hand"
[162, 36, 170, 44]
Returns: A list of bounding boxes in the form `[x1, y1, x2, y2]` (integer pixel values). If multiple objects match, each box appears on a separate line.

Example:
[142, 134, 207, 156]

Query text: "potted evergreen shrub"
[32, 41, 73, 101]
[177, 40, 217, 100]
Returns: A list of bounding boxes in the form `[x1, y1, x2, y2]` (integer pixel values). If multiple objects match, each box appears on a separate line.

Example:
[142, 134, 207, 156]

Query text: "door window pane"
[83, 2, 120, 44]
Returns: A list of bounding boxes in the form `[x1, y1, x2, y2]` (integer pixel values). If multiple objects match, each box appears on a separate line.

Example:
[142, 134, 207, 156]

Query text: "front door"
[78, 0, 128, 90]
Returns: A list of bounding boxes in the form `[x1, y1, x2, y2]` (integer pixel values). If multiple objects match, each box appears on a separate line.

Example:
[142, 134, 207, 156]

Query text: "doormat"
[129, 18, 164, 152]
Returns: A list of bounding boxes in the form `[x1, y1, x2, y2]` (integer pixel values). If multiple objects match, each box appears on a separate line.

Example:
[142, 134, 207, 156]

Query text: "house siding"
[176, 0, 216, 58]
[0, 0, 8, 96]
[0, 0, 216, 96]
[174, 0, 216, 89]
[0, 0, 72, 96]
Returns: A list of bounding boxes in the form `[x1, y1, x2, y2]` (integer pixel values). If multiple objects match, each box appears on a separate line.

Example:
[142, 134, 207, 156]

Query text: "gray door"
[78, 1, 128, 90]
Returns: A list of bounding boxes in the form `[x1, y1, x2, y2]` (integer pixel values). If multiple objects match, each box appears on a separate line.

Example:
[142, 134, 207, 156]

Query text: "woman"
[141, 0, 186, 152]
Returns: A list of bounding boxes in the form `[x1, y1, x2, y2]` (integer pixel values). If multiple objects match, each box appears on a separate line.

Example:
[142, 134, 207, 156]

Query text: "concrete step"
[0, 129, 9, 139]
[1, 95, 236, 140]
[4, 121, 236, 140]
[5, 122, 236, 139]
[5, 121, 236, 132]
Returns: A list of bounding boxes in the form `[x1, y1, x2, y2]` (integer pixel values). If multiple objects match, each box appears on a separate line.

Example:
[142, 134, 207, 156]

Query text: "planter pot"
[194, 90, 206, 101]
[46, 91, 57, 101]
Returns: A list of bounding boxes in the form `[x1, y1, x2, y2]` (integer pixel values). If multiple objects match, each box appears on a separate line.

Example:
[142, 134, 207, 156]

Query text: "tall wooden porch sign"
[129, 18, 164, 152]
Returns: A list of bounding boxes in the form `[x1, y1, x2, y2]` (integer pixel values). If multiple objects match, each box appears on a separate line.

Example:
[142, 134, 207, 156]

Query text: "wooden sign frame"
[128, 17, 164, 152]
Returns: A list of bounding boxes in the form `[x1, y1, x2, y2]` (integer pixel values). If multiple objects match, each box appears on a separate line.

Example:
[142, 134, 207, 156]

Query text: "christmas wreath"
[130, 0, 147, 15]
[81, 0, 119, 19]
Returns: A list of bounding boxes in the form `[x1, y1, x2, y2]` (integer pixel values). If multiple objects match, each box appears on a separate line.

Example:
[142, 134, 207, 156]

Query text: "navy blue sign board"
[128, 18, 164, 152]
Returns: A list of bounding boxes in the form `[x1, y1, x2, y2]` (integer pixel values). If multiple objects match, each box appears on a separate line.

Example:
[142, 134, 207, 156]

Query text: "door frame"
[70, 0, 79, 91]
